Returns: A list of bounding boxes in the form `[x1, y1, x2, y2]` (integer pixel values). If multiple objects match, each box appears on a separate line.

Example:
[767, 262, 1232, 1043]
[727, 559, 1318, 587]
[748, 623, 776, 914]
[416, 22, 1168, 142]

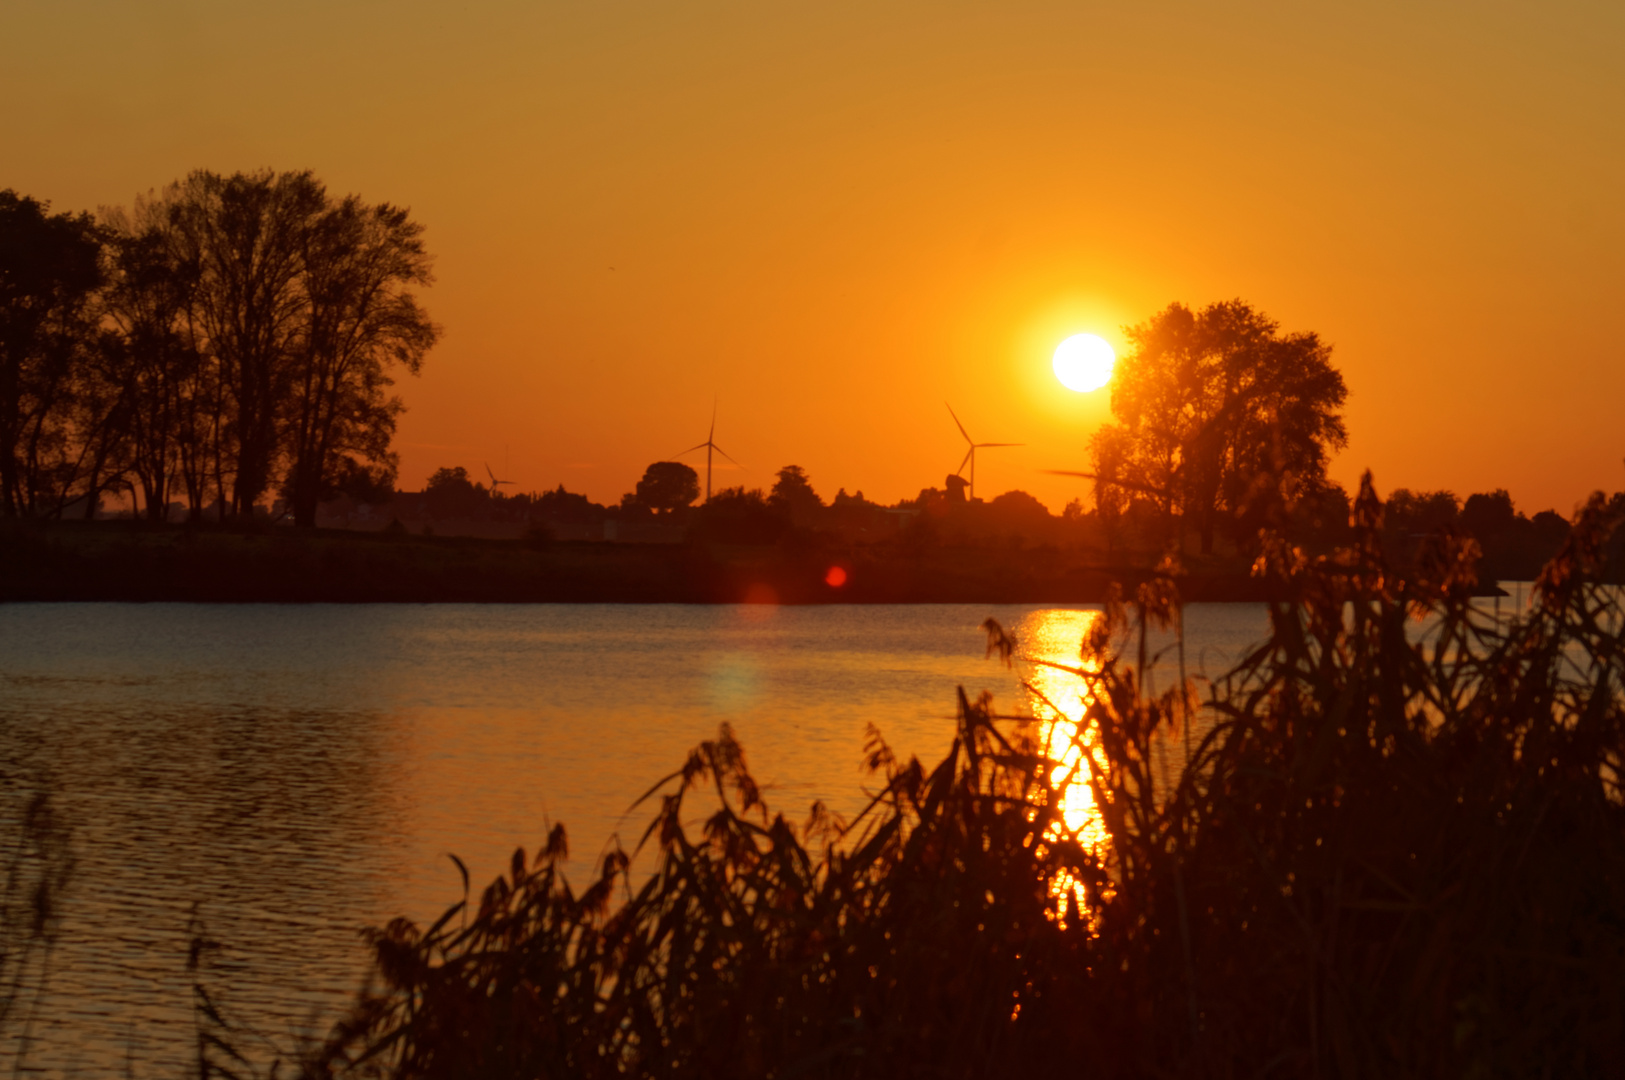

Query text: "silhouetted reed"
[0, 780, 73, 1074]
[297, 473, 1625, 1078]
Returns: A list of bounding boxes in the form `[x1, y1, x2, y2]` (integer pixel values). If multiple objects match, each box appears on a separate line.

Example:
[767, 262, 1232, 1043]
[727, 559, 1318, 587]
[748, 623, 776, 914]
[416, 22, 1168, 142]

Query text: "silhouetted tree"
[1287, 479, 1352, 549]
[0, 190, 104, 516]
[636, 461, 699, 512]
[166, 169, 327, 517]
[98, 170, 439, 524]
[329, 458, 395, 506]
[66, 328, 136, 519]
[1089, 425, 1131, 552]
[769, 464, 823, 525]
[1453, 490, 1575, 582]
[1461, 489, 1517, 538]
[1386, 489, 1461, 534]
[284, 196, 438, 527]
[985, 489, 1053, 537]
[100, 194, 206, 520]
[423, 466, 487, 519]
[1377, 487, 1572, 581]
[1090, 300, 1348, 554]
[534, 484, 603, 524]
[1530, 509, 1570, 548]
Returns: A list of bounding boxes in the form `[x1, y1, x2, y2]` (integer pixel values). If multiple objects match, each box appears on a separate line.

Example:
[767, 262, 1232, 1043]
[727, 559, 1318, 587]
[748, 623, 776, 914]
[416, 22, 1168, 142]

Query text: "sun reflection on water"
[1013, 609, 1111, 920]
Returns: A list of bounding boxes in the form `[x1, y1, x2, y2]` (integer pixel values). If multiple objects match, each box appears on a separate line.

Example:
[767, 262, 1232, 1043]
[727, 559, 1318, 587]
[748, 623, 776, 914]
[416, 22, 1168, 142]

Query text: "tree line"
[0, 172, 438, 526]
[408, 461, 897, 545]
[406, 458, 1084, 547]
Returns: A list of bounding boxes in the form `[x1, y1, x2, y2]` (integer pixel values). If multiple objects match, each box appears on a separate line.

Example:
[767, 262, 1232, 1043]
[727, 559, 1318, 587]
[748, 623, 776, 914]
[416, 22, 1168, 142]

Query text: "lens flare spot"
[824, 566, 848, 588]
[743, 582, 778, 605]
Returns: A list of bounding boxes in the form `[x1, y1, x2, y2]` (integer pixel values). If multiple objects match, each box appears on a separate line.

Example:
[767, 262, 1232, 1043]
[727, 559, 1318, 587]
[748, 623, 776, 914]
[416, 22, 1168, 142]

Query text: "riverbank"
[0, 520, 1286, 604]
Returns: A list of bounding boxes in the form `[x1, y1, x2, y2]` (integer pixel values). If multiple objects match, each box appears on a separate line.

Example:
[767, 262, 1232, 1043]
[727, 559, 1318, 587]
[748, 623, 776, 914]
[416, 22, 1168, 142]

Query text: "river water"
[0, 602, 1272, 1076]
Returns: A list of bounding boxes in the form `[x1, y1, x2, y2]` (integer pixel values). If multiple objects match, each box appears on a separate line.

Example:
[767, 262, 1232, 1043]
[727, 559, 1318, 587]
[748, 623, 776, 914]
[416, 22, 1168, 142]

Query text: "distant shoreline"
[0, 521, 1298, 605]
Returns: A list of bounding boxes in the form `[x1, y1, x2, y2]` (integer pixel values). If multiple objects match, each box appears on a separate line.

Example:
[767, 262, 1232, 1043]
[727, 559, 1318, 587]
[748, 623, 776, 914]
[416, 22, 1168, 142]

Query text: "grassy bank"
[260, 476, 1625, 1078]
[0, 519, 1280, 604]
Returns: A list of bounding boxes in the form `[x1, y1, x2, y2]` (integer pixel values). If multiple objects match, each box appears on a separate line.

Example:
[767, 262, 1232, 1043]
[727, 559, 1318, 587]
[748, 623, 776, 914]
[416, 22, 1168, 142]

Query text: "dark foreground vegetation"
[158, 475, 1614, 1078]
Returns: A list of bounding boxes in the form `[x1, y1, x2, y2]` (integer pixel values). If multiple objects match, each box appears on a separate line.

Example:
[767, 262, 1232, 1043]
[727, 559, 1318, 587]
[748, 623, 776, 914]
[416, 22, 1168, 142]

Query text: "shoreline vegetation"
[149, 476, 1617, 1077]
[0, 517, 1507, 606]
[0, 480, 1601, 604]
[0, 517, 1278, 604]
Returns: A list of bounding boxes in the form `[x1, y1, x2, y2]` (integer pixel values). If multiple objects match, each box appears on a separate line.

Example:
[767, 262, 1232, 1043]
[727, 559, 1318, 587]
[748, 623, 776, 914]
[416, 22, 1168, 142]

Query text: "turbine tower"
[675, 402, 742, 502]
[946, 404, 1022, 501]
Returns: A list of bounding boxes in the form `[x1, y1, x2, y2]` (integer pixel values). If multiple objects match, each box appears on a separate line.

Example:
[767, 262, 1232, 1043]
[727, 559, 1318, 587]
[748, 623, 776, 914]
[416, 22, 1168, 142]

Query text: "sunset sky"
[5, 1, 1622, 516]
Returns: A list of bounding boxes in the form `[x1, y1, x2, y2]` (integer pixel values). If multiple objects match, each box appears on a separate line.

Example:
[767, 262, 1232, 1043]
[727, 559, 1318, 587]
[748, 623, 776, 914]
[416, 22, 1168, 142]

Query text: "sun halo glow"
[1052, 334, 1115, 393]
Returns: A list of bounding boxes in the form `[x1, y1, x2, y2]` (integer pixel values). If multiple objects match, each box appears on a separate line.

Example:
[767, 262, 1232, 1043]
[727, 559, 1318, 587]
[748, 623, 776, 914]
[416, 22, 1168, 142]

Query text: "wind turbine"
[674, 402, 742, 502]
[946, 404, 1022, 501]
[484, 462, 514, 497]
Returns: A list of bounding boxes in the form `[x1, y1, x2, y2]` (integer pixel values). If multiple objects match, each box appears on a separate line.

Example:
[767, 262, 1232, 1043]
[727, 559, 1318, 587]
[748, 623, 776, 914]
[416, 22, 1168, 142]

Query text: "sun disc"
[1052, 334, 1115, 393]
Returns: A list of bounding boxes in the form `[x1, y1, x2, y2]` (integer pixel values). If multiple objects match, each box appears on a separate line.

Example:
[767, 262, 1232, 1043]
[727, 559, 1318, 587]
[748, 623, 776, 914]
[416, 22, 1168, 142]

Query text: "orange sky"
[5, 1, 1622, 516]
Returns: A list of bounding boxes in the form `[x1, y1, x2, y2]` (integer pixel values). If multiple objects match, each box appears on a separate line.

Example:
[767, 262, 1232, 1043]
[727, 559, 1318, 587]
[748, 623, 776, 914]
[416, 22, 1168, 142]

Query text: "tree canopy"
[423, 466, 488, 519]
[1089, 299, 1348, 553]
[635, 461, 699, 512]
[769, 464, 823, 524]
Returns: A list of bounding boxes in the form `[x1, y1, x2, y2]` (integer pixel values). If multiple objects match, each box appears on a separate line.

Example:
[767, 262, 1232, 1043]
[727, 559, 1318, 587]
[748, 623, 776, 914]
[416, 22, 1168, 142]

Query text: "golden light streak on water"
[1014, 609, 1110, 924]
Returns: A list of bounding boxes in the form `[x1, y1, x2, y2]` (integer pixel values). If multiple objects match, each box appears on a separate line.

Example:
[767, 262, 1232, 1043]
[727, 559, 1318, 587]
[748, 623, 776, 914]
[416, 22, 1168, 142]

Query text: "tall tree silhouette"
[100, 193, 206, 520]
[168, 170, 325, 518]
[284, 196, 438, 527]
[0, 190, 103, 516]
[1090, 300, 1347, 554]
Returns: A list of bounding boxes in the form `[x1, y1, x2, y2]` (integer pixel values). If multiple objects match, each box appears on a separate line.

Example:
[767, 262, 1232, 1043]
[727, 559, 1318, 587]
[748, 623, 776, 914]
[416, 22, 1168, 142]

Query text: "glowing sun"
[1052, 334, 1115, 392]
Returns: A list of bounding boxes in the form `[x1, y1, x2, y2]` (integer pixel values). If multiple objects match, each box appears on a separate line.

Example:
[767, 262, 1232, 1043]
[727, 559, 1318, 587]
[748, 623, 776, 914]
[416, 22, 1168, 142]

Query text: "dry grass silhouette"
[214, 474, 1625, 1077]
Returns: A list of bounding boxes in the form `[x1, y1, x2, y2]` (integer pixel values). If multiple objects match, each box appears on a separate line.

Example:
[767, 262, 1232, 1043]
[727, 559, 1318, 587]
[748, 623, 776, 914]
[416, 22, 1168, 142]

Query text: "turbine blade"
[945, 403, 972, 445]
[671, 442, 710, 458]
[975, 442, 1024, 448]
[710, 398, 717, 441]
[712, 444, 744, 468]
[958, 448, 974, 474]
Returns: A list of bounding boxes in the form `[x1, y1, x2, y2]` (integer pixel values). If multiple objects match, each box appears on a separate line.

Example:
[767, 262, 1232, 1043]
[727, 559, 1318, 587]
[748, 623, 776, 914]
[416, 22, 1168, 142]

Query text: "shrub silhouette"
[635, 462, 700, 513]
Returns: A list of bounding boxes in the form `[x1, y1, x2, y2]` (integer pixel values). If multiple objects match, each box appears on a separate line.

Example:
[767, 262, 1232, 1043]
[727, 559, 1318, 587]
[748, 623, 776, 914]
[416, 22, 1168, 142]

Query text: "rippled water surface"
[0, 602, 1270, 1075]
